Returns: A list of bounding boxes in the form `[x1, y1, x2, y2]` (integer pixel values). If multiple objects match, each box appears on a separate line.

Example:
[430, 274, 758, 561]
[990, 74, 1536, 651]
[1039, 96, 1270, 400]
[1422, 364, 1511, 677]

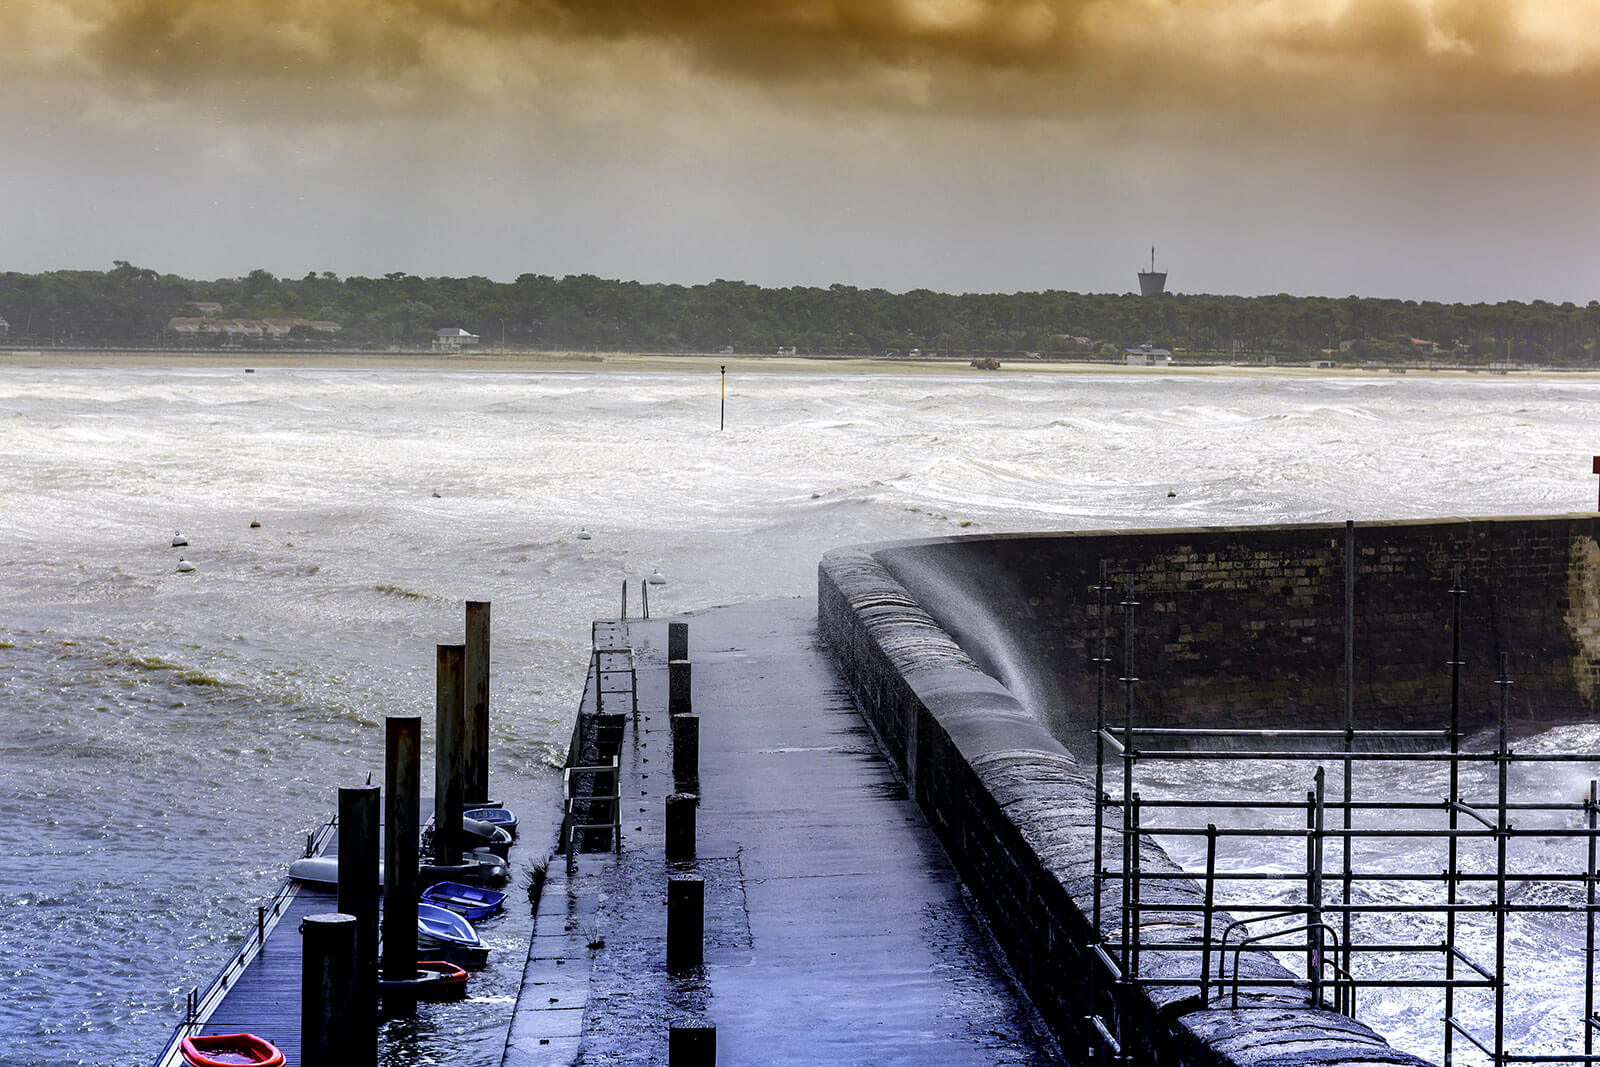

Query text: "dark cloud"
[5, 0, 1599, 124]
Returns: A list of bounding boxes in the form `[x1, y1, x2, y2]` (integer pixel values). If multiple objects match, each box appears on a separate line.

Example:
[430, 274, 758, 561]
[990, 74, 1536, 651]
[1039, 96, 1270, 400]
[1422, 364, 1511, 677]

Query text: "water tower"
[1138, 246, 1167, 297]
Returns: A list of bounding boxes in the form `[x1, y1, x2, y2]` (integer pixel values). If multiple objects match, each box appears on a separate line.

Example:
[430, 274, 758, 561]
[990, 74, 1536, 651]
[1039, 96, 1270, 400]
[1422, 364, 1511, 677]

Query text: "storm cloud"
[9, 0, 1600, 122]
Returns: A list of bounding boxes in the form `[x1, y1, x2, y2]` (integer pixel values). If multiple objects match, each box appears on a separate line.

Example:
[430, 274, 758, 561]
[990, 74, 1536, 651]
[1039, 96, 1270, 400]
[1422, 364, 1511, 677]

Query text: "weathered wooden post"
[337, 785, 379, 1063]
[435, 643, 466, 865]
[672, 713, 699, 791]
[667, 621, 689, 662]
[382, 716, 420, 987]
[670, 1021, 717, 1065]
[667, 876, 704, 972]
[464, 600, 491, 805]
[665, 792, 696, 862]
[669, 660, 692, 717]
[301, 912, 357, 1066]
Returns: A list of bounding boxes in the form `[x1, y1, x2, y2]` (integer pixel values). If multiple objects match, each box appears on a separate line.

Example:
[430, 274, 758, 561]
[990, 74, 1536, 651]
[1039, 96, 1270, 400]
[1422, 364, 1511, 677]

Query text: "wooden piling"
[337, 785, 379, 1064]
[670, 1021, 717, 1066]
[465, 600, 491, 805]
[301, 913, 357, 1067]
[665, 793, 696, 862]
[667, 876, 704, 972]
[435, 643, 466, 865]
[383, 716, 421, 984]
[669, 660, 692, 717]
[672, 713, 699, 791]
[667, 621, 689, 662]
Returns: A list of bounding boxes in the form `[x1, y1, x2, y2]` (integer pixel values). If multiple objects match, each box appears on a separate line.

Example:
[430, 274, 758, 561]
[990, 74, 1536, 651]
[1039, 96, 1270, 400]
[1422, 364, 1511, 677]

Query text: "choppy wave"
[5, 366, 1600, 1063]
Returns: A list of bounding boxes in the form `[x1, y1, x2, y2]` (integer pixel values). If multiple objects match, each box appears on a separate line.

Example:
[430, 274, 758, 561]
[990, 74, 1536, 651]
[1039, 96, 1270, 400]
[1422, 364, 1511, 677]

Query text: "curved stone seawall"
[818, 515, 1600, 1066]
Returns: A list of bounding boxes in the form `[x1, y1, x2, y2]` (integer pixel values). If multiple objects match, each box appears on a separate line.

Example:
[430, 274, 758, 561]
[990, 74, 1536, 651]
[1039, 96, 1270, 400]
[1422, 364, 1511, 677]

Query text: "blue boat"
[464, 806, 519, 840]
[416, 901, 482, 951]
[421, 880, 506, 921]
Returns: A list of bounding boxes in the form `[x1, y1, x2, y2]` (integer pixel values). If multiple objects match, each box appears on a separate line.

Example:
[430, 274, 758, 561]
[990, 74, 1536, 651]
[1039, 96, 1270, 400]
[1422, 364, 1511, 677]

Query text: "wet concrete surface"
[507, 597, 1055, 1065]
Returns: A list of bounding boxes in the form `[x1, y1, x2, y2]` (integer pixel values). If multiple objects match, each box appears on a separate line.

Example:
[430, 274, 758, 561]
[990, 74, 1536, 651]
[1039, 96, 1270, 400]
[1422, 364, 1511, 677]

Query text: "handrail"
[152, 811, 335, 1065]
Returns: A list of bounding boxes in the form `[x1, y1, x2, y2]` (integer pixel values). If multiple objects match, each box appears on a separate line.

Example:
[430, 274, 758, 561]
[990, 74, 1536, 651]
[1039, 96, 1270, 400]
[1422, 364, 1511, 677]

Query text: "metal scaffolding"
[1086, 555, 1600, 1066]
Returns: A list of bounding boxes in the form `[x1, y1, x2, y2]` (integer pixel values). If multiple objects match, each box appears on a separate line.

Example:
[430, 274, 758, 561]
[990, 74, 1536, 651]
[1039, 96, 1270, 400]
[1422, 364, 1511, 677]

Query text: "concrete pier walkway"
[505, 598, 1052, 1065]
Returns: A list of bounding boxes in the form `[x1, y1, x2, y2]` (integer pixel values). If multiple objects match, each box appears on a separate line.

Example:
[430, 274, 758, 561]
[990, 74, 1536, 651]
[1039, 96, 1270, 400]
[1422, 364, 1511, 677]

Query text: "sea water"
[2, 365, 1598, 1066]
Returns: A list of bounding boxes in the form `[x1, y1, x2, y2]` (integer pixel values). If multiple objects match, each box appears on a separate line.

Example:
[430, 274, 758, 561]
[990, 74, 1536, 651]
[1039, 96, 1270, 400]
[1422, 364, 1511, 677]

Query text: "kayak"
[179, 1033, 285, 1067]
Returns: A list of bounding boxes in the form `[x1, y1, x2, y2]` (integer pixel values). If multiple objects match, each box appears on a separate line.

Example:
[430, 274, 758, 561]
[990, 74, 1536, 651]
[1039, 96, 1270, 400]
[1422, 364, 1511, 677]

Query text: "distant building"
[1124, 343, 1173, 366]
[434, 327, 480, 351]
[0, 314, 9, 336]
[1409, 337, 1438, 355]
[167, 316, 340, 338]
[1137, 246, 1167, 297]
[187, 301, 225, 317]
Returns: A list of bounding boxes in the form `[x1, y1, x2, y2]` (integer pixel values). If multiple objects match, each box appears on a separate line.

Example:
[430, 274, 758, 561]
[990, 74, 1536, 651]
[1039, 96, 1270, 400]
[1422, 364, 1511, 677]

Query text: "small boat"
[418, 901, 483, 947]
[179, 1033, 285, 1067]
[288, 856, 382, 888]
[419, 851, 508, 888]
[647, 569, 666, 585]
[463, 806, 519, 840]
[577, 527, 592, 540]
[176, 558, 196, 573]
[172, 532, 189, 547]
[377, 959, 468, 1001]
[417, 901, 489, 968]
[421, 880, 506, 921]
[424, 815, 513, 858]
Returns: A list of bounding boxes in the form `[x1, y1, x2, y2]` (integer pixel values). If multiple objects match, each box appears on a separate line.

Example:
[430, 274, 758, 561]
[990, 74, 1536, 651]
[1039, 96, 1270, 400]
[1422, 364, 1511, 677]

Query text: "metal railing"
[1086, 557, 1600, 1066]
[152, 812, 337, 1065]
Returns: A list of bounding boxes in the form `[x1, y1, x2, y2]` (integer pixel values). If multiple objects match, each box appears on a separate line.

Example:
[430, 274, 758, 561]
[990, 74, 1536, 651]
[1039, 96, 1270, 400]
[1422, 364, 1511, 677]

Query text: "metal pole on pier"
[337, 785, 379, 1067]
[383, 716, 421, 986]
[464, 601, 491, 805]
[436, 644, 466, 865]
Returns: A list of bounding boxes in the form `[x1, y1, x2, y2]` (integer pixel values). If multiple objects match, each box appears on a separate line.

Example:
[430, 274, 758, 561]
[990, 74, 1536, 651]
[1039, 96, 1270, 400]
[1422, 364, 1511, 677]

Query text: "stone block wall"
[818, 516, 1600, 1067]
[871, 516, 1600, 747]
[819, 535, 1442, 1067]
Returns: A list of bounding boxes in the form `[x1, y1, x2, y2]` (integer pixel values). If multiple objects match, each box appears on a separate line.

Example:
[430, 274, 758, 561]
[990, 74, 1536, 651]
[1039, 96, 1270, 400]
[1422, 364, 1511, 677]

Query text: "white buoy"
[577, 528, 592, 540]
[175, 557, 196, 573]
[647, 569, 666, 585]
[171, 531, 188, 547]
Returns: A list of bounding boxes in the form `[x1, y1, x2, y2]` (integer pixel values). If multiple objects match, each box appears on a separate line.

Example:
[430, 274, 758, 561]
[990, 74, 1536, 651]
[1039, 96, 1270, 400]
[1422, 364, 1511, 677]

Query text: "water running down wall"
[819, 515, 1600, 1067]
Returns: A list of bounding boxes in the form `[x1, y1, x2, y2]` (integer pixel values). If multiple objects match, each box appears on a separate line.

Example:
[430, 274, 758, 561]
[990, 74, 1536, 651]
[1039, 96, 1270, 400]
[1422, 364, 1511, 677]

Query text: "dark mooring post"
[464, 601, 491, 805]
[435, 643, 466, 865]
[719, 365, 726, 431]
[301, 912, 357, 1067]
[337, 785, 379, 1064]
[383, 716, 420, 985]
[669, 659, 692, 717]
[668, 621, 689, 662]
[667, 875, 705, 971]
[670, 1021, 717, 1066]
[665, 792, 697, 862]
[672, 713, 700, 792]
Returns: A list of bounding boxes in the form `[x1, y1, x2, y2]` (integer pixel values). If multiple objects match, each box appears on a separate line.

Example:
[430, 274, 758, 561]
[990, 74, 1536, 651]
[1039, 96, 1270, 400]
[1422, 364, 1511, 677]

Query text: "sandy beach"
[0, 347, 1591, 380]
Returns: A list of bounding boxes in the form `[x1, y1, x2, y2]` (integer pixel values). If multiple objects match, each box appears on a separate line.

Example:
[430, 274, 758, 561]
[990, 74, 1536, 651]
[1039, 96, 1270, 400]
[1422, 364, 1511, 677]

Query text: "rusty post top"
[1592, 455, 1600, 475]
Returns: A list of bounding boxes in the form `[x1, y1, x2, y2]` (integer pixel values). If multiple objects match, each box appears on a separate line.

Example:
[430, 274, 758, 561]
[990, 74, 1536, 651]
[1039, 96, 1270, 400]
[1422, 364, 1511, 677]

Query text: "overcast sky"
[2, 0, 1597, 302]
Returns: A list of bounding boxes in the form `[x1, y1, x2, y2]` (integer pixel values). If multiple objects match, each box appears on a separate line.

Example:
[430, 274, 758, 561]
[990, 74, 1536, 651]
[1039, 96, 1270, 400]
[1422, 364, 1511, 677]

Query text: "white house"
[434, 327, 480, 351]
[0, 314, 9, 336]
[1124, 343, 1173, 366]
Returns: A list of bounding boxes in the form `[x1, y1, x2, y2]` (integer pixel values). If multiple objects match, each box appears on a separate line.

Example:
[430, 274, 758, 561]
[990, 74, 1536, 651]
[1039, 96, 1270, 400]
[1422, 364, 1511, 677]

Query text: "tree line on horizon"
[0, 261, 1596, 364]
